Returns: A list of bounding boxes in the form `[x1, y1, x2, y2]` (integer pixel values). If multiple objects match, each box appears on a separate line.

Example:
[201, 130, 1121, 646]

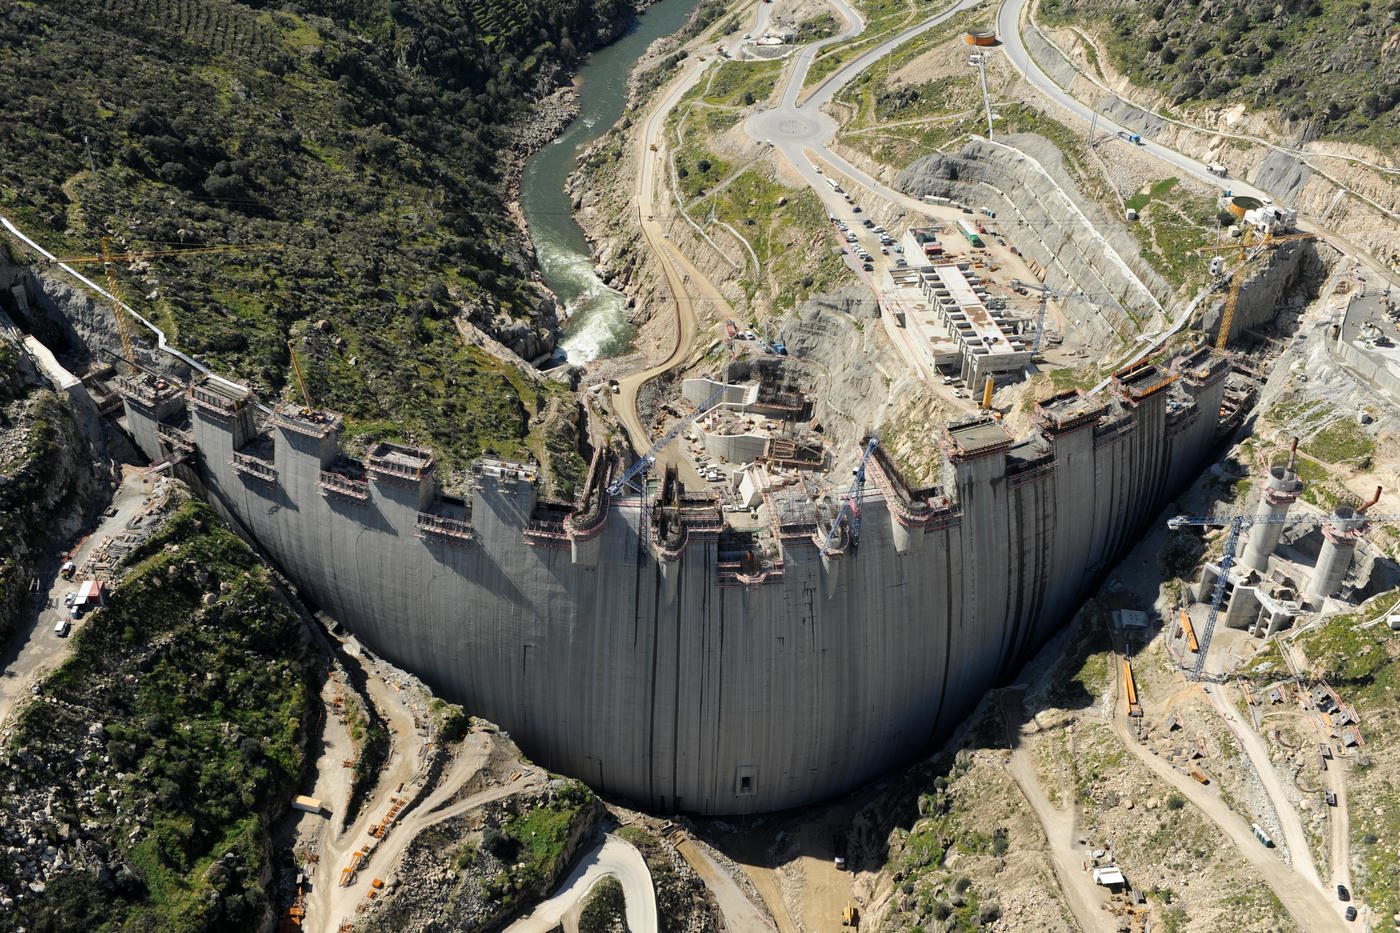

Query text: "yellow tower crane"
[1199, 231, 1316, 351]
[47, 239, 281, 372]
[286, 339, 314, 414]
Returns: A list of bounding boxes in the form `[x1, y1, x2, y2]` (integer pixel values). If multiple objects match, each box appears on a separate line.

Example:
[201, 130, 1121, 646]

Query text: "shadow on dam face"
[115, 346, 1236, 816]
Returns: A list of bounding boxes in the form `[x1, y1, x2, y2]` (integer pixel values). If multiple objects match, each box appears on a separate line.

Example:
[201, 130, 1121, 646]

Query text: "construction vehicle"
[822, 437, 879, 555]
[1166, 486, 1400, 679]
[1178, 608, 1199, 653]
[1009, 280, 1123, 354]
[1198, 231, 1315, 351]
[842, 904, 859, 927]
[1122, 657, 1142, 717]
[764, 322, 787, 355]
[649, 143, 658, 151]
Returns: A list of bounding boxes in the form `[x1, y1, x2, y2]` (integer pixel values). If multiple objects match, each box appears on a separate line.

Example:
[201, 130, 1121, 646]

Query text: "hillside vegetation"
[0, 0, 636, 477]
[0, 496, 319, 932]
[0, 334, 102, 642]
[1040, 0, 1400, 146]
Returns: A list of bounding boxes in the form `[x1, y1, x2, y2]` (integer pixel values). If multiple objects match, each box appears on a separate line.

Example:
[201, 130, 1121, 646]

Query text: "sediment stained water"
[520, 0, 701, 363]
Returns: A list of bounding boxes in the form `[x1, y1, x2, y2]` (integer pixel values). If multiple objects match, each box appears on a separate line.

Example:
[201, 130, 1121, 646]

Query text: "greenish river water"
[520, 0, 701, 363]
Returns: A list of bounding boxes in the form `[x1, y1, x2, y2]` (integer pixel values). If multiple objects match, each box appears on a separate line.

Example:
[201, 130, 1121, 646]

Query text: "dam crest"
[119, 347, 1229, 815]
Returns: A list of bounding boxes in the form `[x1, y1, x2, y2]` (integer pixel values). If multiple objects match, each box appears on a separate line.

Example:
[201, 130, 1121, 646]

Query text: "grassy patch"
[1125, 177, 1179, 213]
[701, 60, 781, 107]
[1302, 417, 1375, 467]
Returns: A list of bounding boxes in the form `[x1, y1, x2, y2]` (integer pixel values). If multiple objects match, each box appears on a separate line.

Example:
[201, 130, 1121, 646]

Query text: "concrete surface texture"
[119, 347, 1228, 815]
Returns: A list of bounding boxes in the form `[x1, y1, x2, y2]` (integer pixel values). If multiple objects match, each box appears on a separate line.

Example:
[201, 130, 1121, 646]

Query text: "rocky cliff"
[0, 328, 106, 642]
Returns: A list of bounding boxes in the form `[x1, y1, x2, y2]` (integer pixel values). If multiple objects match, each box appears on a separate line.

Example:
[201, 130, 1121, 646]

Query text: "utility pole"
[82, 136, 99, 188]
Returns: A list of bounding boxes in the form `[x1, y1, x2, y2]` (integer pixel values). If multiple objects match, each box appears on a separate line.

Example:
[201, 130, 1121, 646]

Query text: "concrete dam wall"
[119, 349, 1228, 815]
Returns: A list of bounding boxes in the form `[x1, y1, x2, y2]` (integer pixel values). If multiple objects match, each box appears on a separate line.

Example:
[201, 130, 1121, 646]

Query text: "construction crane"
[1198, 231, 1316, 351]
[1166, 487, 1397, 680]
[821, 436, 879, 555]
[607, 384, 728, 497]
[46, 238, 281, 374]
[287, 340, 314, 414]
[1008, 280, 1123, 353]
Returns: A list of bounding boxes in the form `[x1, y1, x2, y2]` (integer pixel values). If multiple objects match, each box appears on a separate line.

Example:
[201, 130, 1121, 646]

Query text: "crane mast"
[821, 437, 879, 555]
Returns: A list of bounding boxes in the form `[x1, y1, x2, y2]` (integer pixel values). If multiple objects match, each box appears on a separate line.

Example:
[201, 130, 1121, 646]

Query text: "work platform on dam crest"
[118, 350, 1230, 815]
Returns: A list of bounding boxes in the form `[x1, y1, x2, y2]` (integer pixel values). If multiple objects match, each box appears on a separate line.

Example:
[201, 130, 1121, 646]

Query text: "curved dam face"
[119, 349, 1228, 815]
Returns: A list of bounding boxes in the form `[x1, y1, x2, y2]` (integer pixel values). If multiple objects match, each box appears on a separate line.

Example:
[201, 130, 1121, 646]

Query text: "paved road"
[995, 0, 1400, 297]
[504, 834, 657, 933]
[994, 0, 1269, 201]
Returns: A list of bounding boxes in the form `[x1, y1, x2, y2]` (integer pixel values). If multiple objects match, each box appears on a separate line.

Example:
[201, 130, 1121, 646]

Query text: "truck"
[1251, 823, 1273, 847]
[956, 219, 984, 248]
[825, 177, 843, 194]
[1207, 162, 1227, 177]
[1116, 131, 1142, 145]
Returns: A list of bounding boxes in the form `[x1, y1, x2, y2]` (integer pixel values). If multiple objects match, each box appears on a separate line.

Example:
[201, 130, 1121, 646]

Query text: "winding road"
[503, 834, 658, 933]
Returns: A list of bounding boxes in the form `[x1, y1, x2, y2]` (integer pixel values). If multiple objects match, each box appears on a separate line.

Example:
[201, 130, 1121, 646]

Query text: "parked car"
[862, 263, 873, 272]
[851, 205, 861, 213]
[1338, 885, 1349, 902]
[895, 258, 907, 267]
[1345, 906, 1357, 921]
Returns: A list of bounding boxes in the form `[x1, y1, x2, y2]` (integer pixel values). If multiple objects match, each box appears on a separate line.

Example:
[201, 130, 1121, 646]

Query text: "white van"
[54, 618, 71, 637]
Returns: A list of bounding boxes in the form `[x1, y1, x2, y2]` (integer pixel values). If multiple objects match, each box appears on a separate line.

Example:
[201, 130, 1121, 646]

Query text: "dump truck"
[1117, 131, 1142, 144]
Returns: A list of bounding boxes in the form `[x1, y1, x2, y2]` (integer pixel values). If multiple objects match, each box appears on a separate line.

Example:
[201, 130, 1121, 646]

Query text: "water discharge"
[520, 0, 701, 363]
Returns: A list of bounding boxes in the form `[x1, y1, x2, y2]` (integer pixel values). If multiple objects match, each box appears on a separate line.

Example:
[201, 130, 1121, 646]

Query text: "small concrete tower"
[1304, 486, 1381, 609]
[1241, 438, 1304, 572]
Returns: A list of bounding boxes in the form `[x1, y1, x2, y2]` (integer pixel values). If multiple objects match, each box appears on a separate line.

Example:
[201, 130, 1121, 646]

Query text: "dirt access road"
[1108, 670, 1347, 931]
[671, 832, 774, 933]
[997, 690, 1119, 933]
[1205, 681, 1324, 890]
[0, 466, 154, 726]
[613, 12, 742, 483]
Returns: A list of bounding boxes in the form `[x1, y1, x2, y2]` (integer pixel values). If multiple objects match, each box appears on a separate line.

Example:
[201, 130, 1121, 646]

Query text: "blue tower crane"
[1166, 501, 1400, 680]
[607, 384, 728, 498]
[821, 437, 879, 555]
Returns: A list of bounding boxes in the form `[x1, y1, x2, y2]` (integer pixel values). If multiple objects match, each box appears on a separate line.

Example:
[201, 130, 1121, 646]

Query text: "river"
[520, 0, 701, 363]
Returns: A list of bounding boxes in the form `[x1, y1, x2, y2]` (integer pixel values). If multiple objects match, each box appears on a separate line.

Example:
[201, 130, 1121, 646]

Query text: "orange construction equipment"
[1178, 609, 1199, 653]
[1123, 658, 1142, 716]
